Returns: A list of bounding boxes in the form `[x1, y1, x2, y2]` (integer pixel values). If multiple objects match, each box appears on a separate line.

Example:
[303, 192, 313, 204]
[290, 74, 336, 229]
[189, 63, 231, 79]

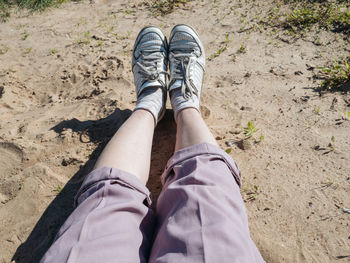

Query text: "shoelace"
[136, 51, 167, 88]
[171, 53, 198, 100]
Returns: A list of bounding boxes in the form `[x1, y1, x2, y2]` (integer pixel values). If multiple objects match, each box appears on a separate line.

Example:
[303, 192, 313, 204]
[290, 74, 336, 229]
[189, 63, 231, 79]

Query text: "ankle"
[170, 88, 201, 118]
[175, 107, 201, 123]
[133, 108, 157, 126]
[135, 86, 165, 124]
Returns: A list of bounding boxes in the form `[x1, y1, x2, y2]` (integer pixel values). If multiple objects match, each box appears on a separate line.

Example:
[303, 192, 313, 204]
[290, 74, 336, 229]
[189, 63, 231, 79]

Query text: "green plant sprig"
[318, 59, 350, 91]
[243, 121, 258, 137]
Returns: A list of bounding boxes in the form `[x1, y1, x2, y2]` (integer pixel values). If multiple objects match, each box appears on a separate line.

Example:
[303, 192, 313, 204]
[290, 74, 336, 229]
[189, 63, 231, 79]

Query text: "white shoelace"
[136, 51, 167, 88]
[170, 53, 198, 100]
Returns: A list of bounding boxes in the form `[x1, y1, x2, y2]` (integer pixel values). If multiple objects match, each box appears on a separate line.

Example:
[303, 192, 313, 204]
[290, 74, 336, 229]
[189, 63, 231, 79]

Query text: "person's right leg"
[149, 25, 265, 263]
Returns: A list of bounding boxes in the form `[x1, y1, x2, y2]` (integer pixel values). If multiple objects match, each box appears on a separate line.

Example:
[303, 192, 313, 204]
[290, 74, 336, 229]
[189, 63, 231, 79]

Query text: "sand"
[0, 0, 349, 262]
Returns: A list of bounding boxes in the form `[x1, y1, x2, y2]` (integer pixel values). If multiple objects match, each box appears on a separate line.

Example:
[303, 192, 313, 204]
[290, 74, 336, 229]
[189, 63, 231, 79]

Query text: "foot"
[168, 24, 205, 119]
[132, 26, 168, 124]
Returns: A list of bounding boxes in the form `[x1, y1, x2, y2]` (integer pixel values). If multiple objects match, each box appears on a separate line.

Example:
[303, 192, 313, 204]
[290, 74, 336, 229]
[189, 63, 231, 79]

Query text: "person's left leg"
[149, 25, 265, 263]
[40, 26, 168, 263]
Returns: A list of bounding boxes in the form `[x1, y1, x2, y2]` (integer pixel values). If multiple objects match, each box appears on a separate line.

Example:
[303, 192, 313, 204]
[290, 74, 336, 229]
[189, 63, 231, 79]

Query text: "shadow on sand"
[12, 108, 176, 263]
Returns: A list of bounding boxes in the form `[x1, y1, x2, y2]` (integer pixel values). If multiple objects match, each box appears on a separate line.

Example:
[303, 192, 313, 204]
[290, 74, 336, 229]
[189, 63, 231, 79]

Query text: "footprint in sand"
[0, 142, 24, 203]
[200, 105, 211, 119]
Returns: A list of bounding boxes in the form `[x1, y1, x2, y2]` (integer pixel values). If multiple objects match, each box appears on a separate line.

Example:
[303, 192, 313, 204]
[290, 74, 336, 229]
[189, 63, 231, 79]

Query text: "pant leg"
[40, 166, 154, 263]
[149, 143, 265, 263]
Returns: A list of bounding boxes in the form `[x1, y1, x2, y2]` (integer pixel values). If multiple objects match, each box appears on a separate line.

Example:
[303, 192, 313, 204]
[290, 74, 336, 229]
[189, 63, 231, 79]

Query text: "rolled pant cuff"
[74, 166, 152, 207]
[161, 142, 241, 187]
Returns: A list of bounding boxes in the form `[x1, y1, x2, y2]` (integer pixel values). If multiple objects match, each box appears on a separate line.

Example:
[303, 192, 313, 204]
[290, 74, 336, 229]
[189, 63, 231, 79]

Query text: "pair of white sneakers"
[132, 25, 205, 124]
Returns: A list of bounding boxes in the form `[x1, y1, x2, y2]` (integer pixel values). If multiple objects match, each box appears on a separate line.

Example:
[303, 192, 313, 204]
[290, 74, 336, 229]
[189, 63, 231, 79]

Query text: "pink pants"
[41, 143, 265, 262]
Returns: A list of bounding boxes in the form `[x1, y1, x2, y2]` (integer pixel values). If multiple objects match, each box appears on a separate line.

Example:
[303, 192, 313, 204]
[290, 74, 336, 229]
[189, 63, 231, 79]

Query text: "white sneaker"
[168, 24, 205, 118]
[132, 27, 168, 124]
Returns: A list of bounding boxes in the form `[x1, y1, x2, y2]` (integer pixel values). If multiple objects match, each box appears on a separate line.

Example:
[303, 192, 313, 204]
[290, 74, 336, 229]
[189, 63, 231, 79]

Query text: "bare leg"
[175, 108, 218, 151]
[94, 109, 154, 185]
[94, 26, 168, 185]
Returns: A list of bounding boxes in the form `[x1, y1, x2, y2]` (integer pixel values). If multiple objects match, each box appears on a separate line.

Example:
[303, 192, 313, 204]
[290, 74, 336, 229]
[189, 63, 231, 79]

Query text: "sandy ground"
[0, 0, 350, 262]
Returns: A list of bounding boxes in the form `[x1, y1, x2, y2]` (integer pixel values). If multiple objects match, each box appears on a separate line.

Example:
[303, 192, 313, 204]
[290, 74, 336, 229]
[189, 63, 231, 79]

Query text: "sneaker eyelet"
[151, 73, 159, 80]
